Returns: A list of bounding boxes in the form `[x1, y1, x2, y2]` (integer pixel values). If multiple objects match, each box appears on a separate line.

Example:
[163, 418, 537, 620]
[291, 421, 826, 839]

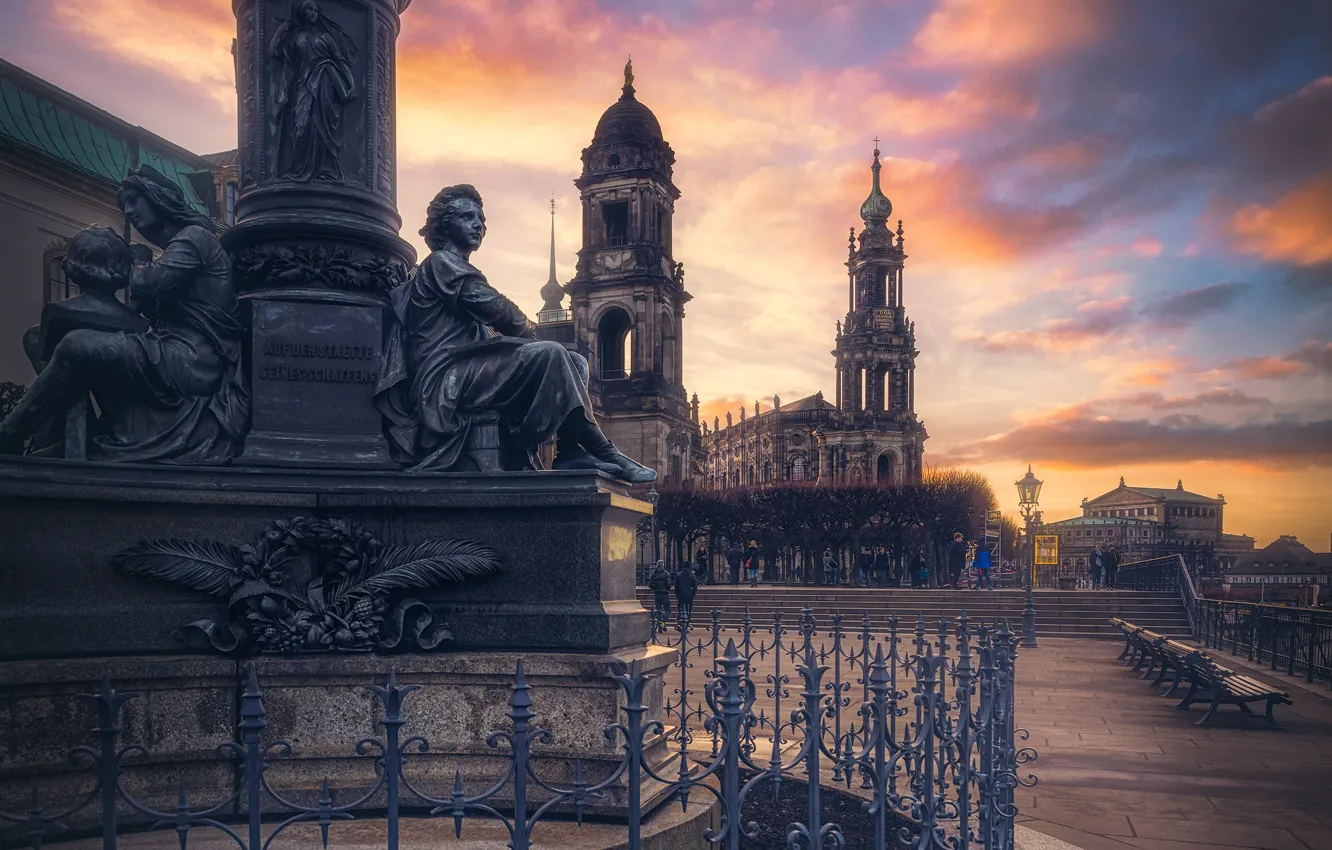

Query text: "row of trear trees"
[640, 467, 1023, 584]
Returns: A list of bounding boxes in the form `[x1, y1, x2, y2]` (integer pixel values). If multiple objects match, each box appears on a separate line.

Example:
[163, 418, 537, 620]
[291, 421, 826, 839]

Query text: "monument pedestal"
[0, 461, 652, 659]
[241, 290, 394, 468]
[0, 647, 679, 822]
[0, 460, 674, 825]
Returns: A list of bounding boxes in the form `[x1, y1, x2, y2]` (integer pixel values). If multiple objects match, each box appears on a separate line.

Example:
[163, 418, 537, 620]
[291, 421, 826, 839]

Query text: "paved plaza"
[678, 634, 1332, 850]
[1008, 638, 1332, 850]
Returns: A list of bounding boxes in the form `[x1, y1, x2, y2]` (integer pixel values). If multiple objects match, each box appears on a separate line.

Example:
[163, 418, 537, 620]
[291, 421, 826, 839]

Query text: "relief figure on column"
[374, 184, 656, 483]
[0, 166, 249, 463]
[269, 0, 357, 182]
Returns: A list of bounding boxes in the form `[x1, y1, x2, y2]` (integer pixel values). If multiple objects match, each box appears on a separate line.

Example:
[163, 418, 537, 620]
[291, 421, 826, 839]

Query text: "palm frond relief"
[113, 516, 501, 654]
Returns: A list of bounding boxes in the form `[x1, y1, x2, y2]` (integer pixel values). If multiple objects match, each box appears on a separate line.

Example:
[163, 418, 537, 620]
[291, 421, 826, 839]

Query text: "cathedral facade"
[538, 67, 925, 488]
[536, 62, 702, 485]
[700, 146, 927, 488]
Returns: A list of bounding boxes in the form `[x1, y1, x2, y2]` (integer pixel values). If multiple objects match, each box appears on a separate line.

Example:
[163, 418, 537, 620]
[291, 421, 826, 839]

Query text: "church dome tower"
[564, 61, 699, 484]
[820, 144, 927, 484]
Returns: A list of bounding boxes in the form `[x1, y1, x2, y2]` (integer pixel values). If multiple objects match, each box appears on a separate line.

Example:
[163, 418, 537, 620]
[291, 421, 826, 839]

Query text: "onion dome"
[592, 58, 663, 144]
[859, 146, 893, 226]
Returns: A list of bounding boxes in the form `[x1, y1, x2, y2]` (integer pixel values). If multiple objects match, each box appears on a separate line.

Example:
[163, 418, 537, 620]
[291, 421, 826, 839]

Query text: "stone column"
[225, 0, 416, 466]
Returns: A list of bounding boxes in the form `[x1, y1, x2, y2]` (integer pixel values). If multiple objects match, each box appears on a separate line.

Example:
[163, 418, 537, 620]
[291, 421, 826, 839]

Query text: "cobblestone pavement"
[671, 634, 1332, 850]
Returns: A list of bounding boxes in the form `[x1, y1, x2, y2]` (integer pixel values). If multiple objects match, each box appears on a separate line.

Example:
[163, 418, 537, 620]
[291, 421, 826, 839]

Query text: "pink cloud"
[912, 0, 1106, 67]
[1131, 237, 1163, 258]
[1230, 173, 1332, 266]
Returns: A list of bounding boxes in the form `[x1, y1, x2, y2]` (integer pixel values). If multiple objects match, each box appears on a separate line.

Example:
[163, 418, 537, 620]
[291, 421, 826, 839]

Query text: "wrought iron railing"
[1118, 554, 1331, 690]
[2, 610, 1034, 850]
[1196, 601, 1332, 690]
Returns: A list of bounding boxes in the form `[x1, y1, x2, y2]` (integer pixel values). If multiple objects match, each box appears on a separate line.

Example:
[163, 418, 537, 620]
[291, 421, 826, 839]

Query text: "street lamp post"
[1015, 465, 1042, 648]
[647, 486, 660, 568]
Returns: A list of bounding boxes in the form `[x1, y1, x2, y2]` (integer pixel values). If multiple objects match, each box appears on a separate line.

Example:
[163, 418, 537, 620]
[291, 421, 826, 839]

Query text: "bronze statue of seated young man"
[374, 184, 655, 483]
[0, 167, 248, 462]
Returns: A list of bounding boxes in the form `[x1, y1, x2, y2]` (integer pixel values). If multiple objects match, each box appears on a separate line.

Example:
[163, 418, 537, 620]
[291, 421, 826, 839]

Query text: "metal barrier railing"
[2, 612, 1035, 850]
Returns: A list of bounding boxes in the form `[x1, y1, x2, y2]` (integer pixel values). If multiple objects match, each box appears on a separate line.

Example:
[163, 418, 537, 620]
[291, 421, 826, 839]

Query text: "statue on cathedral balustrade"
[373, 184, 655, 483]
[0, 167, 249, 462]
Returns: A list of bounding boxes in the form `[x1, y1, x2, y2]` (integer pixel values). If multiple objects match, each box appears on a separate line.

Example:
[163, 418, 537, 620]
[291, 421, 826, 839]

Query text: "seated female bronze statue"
[375, 184, 655, 483]
[0, 166, 249, 463]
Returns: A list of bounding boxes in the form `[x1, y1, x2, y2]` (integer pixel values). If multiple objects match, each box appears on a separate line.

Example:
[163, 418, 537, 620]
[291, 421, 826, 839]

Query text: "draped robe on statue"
[92, 225, 249, 463]
[375, 249, 594, 471]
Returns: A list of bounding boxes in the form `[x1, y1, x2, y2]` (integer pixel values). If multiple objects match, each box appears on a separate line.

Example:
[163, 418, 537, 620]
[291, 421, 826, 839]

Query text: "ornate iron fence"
[2, 611, 1035, 850]
[1118, 553, 1332, 690]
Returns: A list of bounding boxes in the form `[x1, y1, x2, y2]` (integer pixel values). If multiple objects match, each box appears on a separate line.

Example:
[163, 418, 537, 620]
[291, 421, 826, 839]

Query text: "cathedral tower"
[824, 145, 927, 483]
[565, 60, 698, 482]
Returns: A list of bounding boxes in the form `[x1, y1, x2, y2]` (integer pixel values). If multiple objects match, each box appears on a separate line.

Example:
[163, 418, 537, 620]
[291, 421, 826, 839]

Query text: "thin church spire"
[539, 195, 564, 312]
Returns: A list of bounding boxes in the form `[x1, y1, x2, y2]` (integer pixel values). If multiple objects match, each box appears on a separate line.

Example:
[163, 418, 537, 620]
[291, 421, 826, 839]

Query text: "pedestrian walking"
[974, 546, 993, 590]
[874, 547, 891, 588]
[911, 548, 929, 588]
[1105, 544, 1120, 589]
[674, 563, 698, 621]
[1089, 544, 1105, 589]
[695, 543, 710, 585]
[857, 547, 873, 587]
[726, 542, 742, 585]
[947, 532, 968, 589]
[745, 540, 761, 586]
[648, 559, 672, 620]
[822, 549, 838, 586]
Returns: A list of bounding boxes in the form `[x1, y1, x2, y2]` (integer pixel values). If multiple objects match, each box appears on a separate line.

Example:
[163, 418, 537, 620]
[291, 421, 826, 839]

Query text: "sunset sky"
[3, 0, 1328, 547]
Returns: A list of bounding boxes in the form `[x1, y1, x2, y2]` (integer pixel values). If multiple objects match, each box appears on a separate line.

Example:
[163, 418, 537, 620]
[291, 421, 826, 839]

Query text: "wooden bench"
[1112, 618, 1292, 729]
[1175, 652, 1292, 728]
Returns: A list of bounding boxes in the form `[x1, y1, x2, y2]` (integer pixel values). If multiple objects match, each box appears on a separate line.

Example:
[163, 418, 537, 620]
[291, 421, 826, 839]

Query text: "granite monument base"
[241, 290, 394, 468]
[0, 460, 653, 660]
[0, 646, 680, 828]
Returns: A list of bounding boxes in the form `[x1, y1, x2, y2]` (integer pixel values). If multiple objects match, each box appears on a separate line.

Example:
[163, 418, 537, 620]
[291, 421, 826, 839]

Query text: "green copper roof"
[0, 60, 212, 217]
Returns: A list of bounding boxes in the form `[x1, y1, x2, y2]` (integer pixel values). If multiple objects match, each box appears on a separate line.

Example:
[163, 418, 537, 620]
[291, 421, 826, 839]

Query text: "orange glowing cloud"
[912, 0, 1106, 67]
[1212, 341, 1332, 381]
[50, 0, 235, 107]
[1230, 173, 1332, 266]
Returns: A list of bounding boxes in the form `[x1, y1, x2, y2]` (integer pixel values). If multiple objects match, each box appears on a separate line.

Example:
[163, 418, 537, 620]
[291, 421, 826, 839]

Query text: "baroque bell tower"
[823, 144, 926, 483]
[565, 61, 699, 483]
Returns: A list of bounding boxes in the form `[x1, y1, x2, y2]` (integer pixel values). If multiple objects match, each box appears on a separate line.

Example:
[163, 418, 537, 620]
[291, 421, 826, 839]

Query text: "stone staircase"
[635, 585, 1193, 640]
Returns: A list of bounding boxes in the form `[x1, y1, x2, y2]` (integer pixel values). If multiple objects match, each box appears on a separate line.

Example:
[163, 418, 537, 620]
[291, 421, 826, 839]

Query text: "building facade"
[701, 146, 927, 489]
[0, 58, 234, 385]
[537, 62, 702, 484]
[1223, 535, 1331, 605]
[1044, 478, 1233, 573]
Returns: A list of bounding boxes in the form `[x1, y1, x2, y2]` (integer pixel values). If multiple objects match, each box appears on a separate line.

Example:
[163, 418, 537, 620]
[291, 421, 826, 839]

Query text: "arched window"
[731, 469, 740, 488]
[790, 454, 805, 482]
[876, 453, 894, 483]
[602, 201, 629, 246]
[882, 370, 891, 412]
[597, 308, 634, 379]
[607, 153, 621, 168]
[224, 181, 239, 226]
[763, 461, 772, 483]
[661, 314, 675, 383]
[44, 246, 75, 303]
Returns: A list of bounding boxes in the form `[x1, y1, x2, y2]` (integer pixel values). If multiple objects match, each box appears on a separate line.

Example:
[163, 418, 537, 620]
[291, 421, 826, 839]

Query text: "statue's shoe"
[588, 443, 658, 484]
[551, 446, 620, 476]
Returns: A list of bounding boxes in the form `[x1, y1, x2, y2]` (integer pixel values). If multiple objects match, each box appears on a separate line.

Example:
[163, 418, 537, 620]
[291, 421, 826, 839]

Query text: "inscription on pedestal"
[252, 300, 383, 433]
